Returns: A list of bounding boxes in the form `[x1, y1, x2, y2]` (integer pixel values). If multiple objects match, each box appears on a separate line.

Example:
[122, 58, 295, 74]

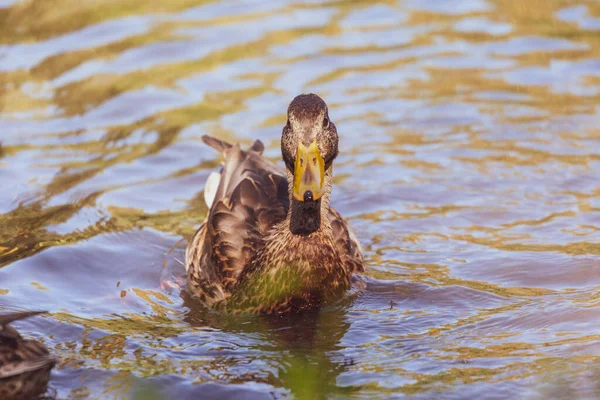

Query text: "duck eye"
[323, 117, 329, 128]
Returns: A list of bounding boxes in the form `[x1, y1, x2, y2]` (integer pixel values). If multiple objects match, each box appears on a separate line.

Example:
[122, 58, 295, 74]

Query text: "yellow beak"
[293, 139, 325, 202]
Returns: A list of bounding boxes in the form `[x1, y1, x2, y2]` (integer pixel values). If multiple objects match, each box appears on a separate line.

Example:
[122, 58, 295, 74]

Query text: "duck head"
[281, 94, 339, 236]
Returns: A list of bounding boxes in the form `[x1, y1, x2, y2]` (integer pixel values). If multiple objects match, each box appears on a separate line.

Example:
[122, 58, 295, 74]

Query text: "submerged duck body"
[186, 94, 363, 313]
[0, 311, 55, 400]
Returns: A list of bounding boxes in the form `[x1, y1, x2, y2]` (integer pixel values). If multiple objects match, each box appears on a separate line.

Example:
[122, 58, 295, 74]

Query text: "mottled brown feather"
[0, 311, 55, 400]
[329, 208, 364, 274]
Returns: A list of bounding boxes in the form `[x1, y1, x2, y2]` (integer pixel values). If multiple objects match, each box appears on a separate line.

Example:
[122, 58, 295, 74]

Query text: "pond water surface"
[1, 0, 600, 399]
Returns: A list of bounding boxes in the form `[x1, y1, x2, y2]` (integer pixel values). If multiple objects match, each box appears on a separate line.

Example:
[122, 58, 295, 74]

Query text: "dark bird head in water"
[280, 94, 339, 235]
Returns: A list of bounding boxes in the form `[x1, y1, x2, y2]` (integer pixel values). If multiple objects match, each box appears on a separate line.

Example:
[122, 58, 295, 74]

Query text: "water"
[1, 0, 599, 398]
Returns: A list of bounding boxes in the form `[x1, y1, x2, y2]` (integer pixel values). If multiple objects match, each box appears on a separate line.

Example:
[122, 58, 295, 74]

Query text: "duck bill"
[293, 139, 325, 202]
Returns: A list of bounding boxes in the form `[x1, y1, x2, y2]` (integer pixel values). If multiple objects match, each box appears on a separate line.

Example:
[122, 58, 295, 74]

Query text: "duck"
[0, 311, 55, 400]
[186, 93, 364, 313]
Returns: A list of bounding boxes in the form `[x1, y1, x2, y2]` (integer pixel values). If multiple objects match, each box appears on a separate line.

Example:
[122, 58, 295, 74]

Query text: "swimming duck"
[186, 94, 363, 313]
[0, 311, 55, 400]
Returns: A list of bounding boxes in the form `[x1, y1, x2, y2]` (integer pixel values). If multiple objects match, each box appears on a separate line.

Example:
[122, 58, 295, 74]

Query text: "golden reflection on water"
[0, 0, 600, 398]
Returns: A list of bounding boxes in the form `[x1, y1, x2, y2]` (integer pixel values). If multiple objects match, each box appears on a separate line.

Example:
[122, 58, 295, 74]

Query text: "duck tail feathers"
[202, 135, 232, 153]
[202, 135, 264, 155]
[249, 139, 264, 154]
[0, 311, 48, 326]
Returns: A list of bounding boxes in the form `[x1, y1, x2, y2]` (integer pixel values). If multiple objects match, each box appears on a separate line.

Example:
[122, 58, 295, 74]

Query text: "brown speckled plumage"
[186, 94, 363, 313]
[0, 311, 55, 400]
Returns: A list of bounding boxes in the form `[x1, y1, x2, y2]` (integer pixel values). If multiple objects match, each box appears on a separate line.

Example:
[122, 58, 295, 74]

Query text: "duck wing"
[329, 208, 364, 274]
[186, 136, 289, 304]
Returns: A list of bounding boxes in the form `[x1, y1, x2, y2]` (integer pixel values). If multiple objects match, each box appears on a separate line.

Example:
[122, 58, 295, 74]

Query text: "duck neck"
[286, 169, 333, 239]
